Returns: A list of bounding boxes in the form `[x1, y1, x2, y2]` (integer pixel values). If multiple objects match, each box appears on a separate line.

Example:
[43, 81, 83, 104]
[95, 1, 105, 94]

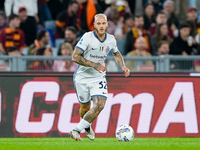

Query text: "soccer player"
[68, 13, 130, 141]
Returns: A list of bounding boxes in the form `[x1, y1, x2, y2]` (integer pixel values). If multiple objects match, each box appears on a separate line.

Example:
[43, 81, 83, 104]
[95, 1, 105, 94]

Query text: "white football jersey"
[74, 31, 119, 82]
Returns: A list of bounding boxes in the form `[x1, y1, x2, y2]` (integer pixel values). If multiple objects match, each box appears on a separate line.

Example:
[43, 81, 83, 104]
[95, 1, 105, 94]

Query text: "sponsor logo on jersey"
[92, 48, 98, 50]
[90, 54, 106, 59]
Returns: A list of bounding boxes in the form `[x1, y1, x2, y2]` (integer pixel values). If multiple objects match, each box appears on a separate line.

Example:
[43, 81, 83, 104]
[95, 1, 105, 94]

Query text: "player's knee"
[79, 107, 86, 114]
[79, 106, 90, 118]
[82, 106, 90, 112]
[80, 103, 91, 112]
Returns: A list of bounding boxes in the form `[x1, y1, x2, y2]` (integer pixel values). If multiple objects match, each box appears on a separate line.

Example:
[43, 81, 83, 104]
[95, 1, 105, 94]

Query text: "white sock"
[75, 119, 90, 132]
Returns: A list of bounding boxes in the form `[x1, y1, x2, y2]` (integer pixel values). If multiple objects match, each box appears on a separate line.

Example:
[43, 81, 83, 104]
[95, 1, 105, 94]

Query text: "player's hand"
[122, 66, 130, 77]
[94, 62, 106, 73]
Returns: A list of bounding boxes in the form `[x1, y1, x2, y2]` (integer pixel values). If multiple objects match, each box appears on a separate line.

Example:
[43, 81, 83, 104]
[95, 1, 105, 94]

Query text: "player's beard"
[95, 27, 107, 37]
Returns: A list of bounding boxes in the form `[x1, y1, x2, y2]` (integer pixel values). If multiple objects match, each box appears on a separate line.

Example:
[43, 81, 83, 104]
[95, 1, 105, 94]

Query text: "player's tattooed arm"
[113, 51, 130, 77]
[72, 48, 106, 73]
[83, 96, 106, 123]
[72, 48, 95, 67]
[112, 51, 125, 68]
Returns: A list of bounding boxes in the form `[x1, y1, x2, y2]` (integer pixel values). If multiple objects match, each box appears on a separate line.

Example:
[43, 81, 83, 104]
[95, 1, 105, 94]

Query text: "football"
[115, 124, 134, 142]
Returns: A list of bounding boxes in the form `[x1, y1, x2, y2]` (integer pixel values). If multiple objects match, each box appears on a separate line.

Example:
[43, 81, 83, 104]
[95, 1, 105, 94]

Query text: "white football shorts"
[74, 78, 108, 104]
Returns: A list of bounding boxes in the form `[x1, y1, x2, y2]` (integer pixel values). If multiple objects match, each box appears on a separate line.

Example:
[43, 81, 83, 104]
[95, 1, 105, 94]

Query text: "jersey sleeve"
[111, 38, 119, 54]
[75, 33, 89, 52]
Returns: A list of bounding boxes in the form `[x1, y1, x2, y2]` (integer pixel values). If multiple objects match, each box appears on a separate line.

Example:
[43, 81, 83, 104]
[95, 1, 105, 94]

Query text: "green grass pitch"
[0, 137, 200, 150]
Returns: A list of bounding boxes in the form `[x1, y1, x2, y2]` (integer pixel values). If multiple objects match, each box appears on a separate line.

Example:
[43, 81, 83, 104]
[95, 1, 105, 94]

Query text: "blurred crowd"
[0, 0, 200, 72]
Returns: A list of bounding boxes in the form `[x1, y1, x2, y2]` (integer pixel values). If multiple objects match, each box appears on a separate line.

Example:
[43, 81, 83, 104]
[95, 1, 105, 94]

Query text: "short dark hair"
[156, 11, 168, 18]
[6, 46, 19, 55]
[144, 3, 153, 10]
[179, 22, 191, 30]
[65, 26, 77, 34]
[36, 30, 48, 41]
[68, 0, 78, 7]
[123, 12, 134, 23]
[157, 41, 169, 49]
[8, 14, 19, 22]
[134, 14, 143, 20]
